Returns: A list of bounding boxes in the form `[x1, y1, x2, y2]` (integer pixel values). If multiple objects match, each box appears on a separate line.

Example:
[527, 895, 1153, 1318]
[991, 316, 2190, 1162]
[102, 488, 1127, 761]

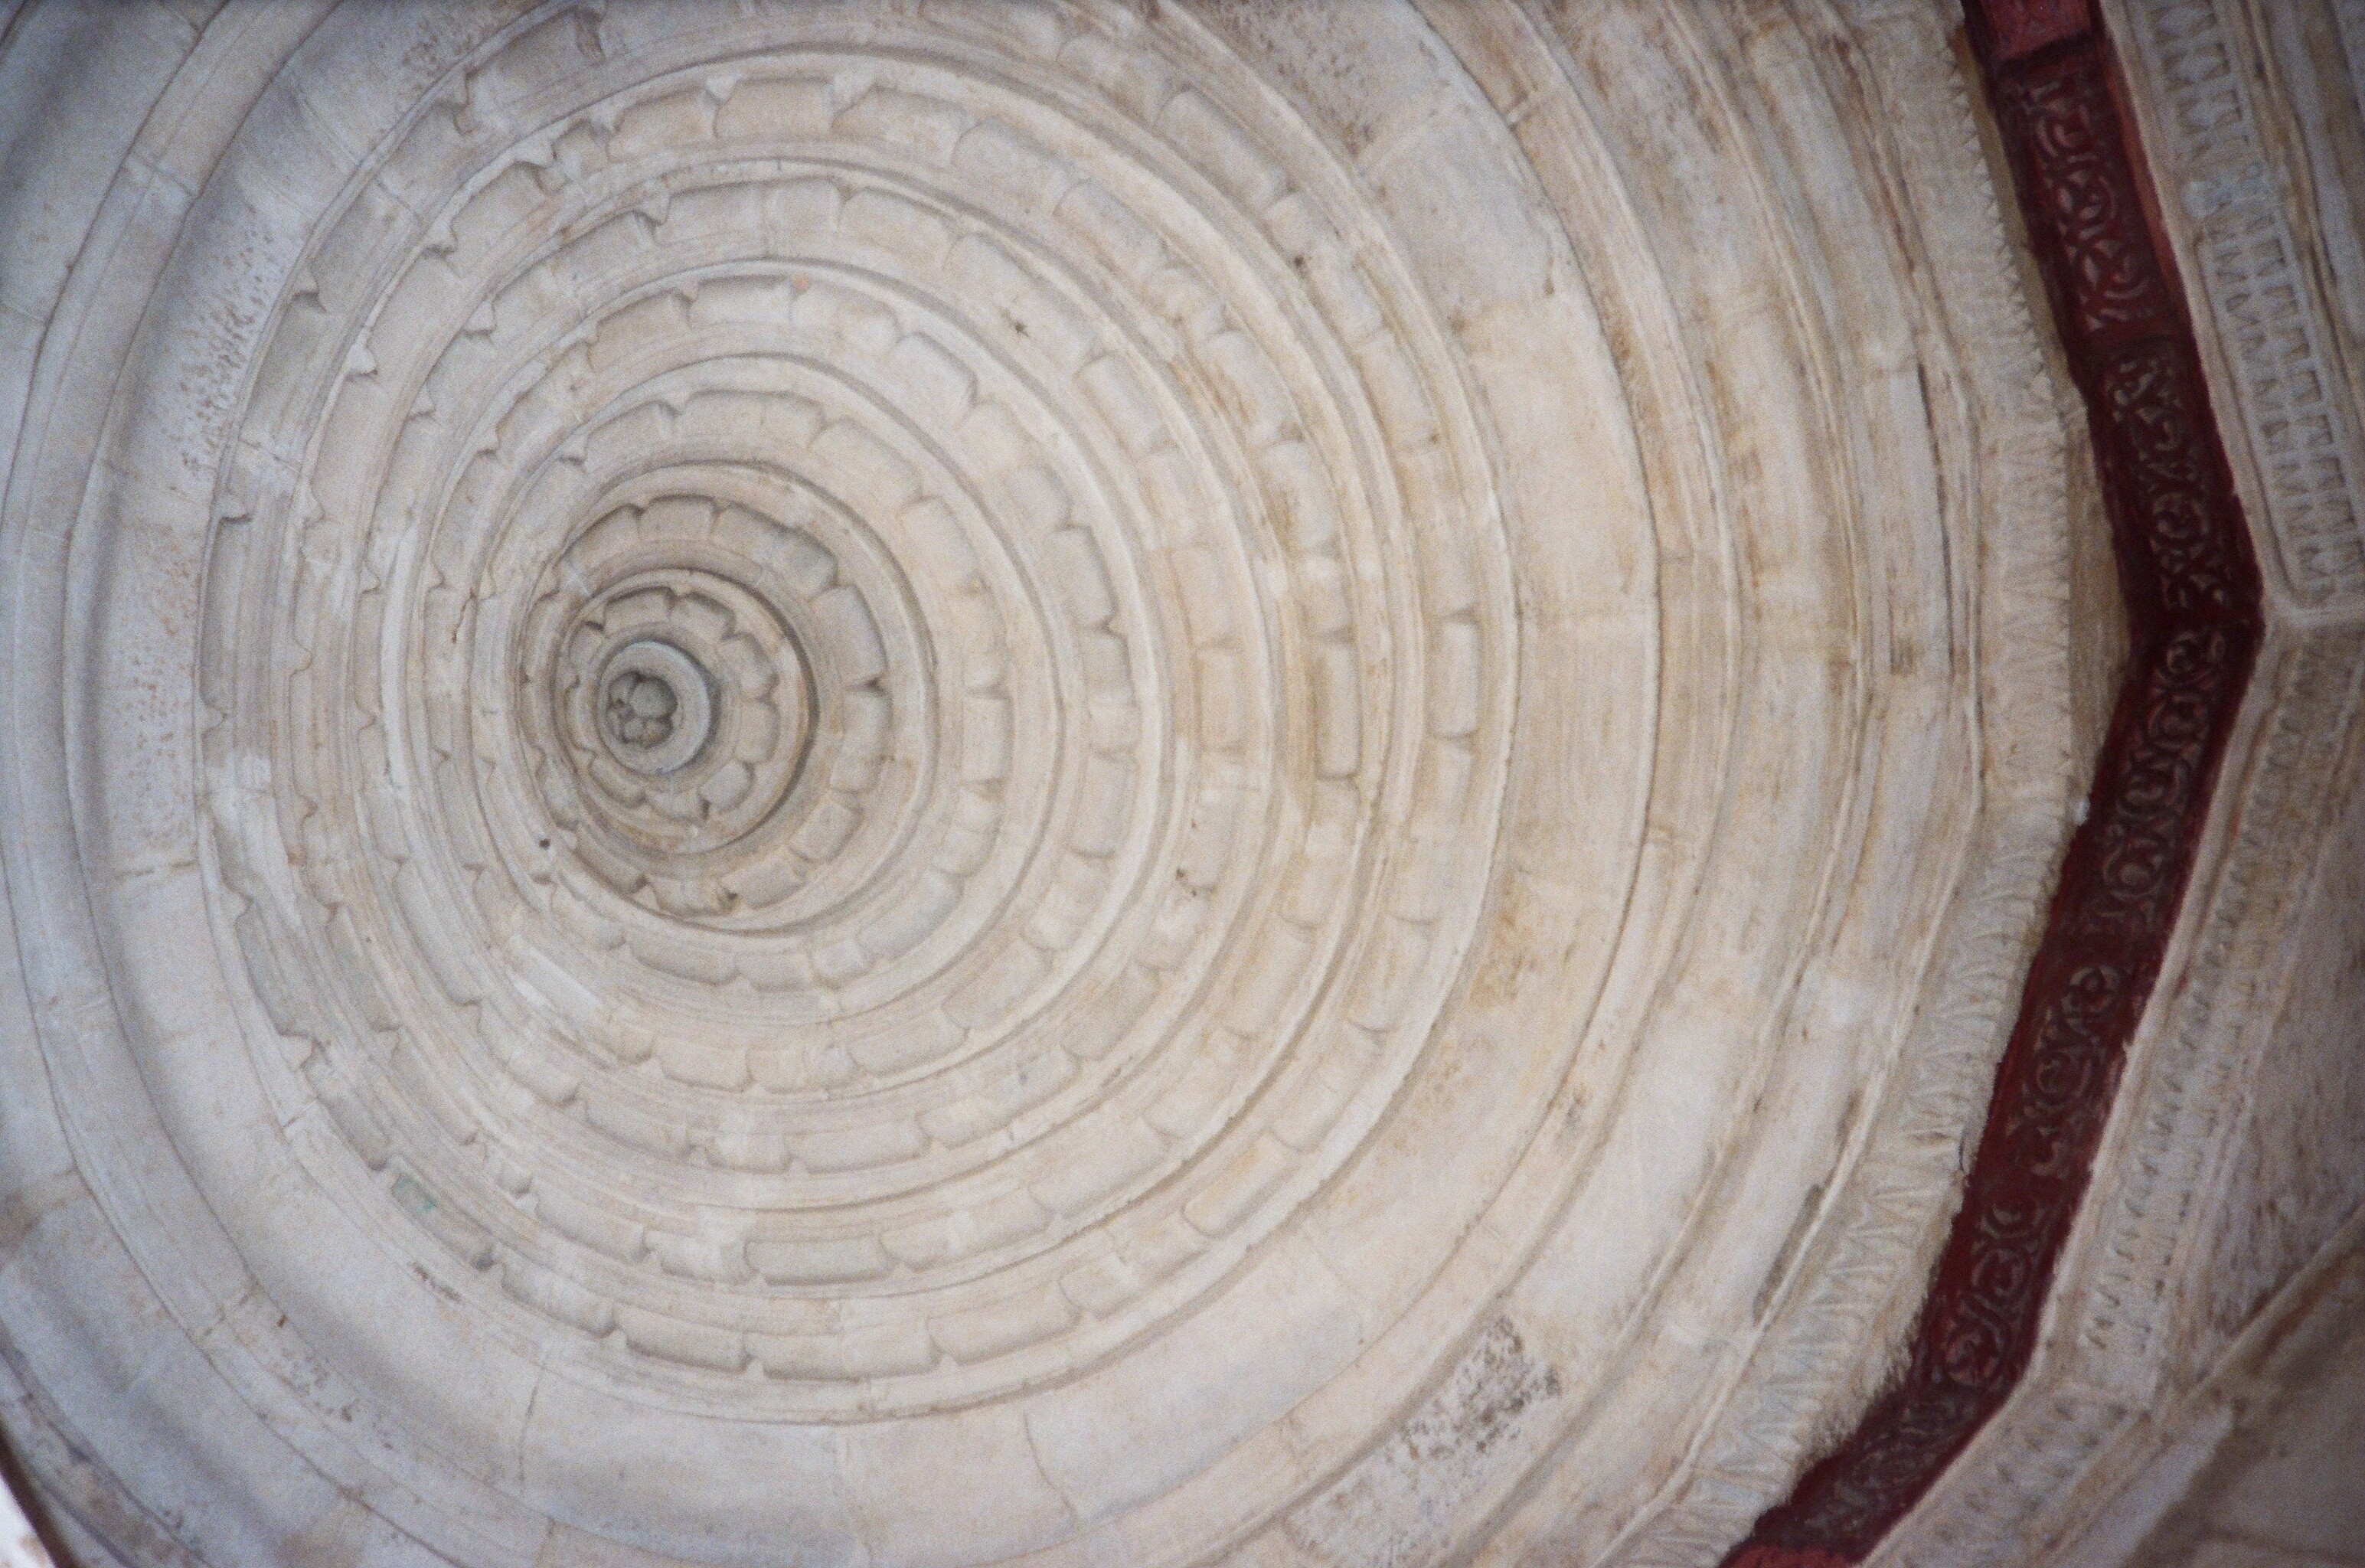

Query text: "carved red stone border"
[1724, 2, 2265, 1562]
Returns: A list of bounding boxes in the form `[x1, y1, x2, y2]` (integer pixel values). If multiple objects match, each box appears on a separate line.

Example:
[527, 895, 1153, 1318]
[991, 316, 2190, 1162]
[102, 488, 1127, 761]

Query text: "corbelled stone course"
[12, 2, 2342, 1566]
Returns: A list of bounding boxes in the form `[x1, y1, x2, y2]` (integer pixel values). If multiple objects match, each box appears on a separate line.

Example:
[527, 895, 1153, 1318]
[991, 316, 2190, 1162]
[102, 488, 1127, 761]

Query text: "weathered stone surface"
[0, 3, 2346, 1566]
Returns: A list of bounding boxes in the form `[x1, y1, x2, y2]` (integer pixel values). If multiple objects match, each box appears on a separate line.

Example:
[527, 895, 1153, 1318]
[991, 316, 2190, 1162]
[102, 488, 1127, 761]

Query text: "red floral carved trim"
[1723, 7, 2263, 1563]
[1983, 0, 2092, 64]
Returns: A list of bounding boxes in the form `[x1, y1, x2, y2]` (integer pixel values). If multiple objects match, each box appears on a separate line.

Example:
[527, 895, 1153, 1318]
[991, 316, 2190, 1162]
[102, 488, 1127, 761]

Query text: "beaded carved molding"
[0, 4, 2107, 1566]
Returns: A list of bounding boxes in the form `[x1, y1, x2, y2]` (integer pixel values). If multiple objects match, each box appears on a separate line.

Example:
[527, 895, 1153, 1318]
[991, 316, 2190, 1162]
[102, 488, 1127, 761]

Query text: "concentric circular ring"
[188, 13, 1514, 1425]
[597, 639, 718, 776]
[0, 3, 2088, 1564]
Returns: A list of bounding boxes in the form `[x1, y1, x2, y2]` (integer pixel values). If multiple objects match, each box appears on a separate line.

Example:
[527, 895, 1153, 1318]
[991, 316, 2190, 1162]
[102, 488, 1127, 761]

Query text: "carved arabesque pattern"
[1997, 47, 2171, 342]
[1981, 0, 2092, 63]
[2097, 340, 2250, 619]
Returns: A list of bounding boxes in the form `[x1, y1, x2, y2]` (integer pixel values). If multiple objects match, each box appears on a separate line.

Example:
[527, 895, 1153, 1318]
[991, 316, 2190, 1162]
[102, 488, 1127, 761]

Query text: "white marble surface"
[11, 2, 2315, 1565]
[0, 1475, 49, 1568]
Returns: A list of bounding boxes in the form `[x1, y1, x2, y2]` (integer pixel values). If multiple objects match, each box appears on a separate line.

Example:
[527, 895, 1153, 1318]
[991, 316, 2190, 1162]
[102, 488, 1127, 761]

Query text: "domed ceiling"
[2, 3, 2357, 1567]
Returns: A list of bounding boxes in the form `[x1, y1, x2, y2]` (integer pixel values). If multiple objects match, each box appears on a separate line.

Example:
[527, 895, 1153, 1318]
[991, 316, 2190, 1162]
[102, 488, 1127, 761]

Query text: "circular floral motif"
[601, 652, 701, 763]
[188, 8, 1512, 1423]
[0, 1, 2109, 1562]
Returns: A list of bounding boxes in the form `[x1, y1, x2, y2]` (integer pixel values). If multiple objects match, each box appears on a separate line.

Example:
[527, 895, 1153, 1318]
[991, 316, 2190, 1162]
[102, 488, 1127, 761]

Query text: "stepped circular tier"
[0, 4, 2184, 1566]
